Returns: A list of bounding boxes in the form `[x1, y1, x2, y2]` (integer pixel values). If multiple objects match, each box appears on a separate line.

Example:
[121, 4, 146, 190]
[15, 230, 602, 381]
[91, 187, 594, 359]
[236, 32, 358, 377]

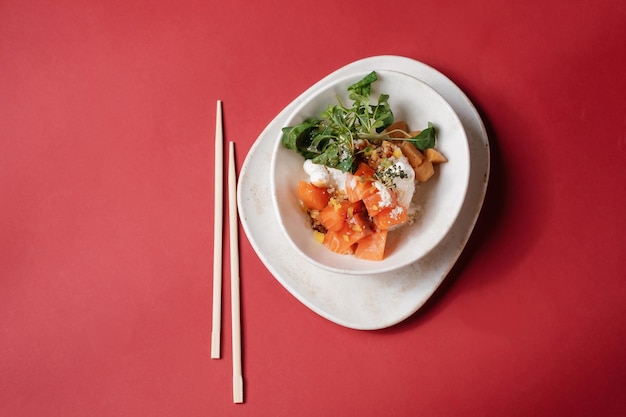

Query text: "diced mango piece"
[415, 159, 434, 182]
[425, 148, 448, 164]
[313, 230, 325, 243]
[398, 141, 424, 170]
[384, 121, 409, 138]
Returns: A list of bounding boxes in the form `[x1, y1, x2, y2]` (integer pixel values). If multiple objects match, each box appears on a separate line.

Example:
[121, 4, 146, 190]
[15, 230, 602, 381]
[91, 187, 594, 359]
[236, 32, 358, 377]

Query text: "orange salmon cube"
[373, 205, 409, 230]
[297, 181, 329, 211]
[354, 230, 388, 260]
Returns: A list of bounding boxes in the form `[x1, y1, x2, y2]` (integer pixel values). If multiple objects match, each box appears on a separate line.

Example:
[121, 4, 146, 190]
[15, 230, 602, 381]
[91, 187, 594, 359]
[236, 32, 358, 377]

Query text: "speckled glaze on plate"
[237, 55, 490, 330]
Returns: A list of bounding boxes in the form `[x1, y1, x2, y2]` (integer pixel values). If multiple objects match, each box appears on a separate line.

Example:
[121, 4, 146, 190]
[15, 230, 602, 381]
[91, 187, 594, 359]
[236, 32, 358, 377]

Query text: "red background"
[1, 1, 625, 416]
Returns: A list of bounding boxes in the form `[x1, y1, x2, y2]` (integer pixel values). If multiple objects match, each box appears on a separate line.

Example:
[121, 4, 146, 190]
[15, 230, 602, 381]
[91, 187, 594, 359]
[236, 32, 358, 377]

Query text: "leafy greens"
[281, 71, 437, 173]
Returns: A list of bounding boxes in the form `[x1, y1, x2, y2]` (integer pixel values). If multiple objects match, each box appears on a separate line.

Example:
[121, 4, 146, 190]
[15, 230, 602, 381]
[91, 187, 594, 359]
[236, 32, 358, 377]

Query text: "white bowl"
[270, 70, 470, 275]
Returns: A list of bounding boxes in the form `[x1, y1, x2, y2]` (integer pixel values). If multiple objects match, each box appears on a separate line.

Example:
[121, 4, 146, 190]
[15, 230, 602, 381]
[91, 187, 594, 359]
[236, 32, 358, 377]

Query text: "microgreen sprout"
[281, 71, 437, 173]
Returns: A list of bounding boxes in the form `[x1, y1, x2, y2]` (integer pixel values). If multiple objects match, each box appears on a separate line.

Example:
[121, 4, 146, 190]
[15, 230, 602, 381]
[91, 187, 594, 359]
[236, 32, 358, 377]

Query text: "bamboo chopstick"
[211, 100, 223, 359]
[228, 141, 243, 403]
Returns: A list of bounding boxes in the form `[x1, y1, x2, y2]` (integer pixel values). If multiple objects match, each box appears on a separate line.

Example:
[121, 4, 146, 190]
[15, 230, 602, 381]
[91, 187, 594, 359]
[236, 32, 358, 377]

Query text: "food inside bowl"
[281, 71, 448, 260]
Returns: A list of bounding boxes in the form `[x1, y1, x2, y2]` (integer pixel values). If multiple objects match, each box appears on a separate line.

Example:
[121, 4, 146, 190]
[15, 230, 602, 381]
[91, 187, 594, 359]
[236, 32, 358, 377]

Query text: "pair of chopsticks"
[210, 100, 243, 404]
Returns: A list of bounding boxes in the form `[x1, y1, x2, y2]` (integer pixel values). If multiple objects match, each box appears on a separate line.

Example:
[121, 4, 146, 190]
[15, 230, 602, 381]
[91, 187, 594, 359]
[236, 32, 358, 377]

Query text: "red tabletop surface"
[1, 1, 625, 416]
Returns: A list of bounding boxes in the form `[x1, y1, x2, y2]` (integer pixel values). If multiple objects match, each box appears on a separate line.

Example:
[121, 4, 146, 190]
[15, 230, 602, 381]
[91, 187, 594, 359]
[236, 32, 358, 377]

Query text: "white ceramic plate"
[237, 56, 489, 330]
[270, 69, 470, 275]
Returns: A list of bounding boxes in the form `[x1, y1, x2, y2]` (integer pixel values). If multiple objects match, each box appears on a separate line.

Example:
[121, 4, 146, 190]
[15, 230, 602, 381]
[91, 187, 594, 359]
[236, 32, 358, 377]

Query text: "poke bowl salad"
[270, 70, 470, 275]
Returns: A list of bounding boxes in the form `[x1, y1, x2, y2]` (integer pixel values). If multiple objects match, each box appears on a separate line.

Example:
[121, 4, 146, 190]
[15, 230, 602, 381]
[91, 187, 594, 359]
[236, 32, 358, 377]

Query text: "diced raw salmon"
[345, 163, 376, 203]
[373, 205, 409, 230]
[354, 230, 388, 261]
[362, 187, 398, 217]
[297, 181, 329, 211]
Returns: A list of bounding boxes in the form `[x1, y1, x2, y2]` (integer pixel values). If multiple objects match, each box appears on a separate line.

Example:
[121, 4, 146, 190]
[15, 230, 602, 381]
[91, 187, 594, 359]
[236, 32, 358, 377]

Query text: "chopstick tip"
[233, 375, 244, 403]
